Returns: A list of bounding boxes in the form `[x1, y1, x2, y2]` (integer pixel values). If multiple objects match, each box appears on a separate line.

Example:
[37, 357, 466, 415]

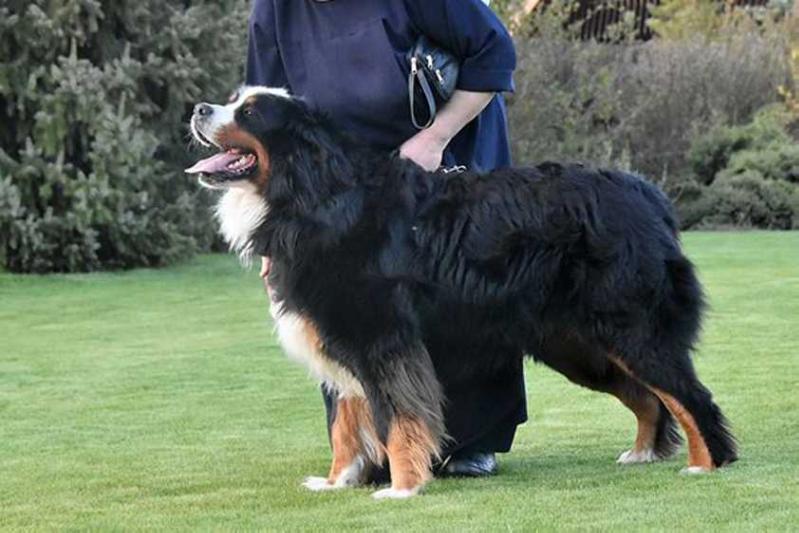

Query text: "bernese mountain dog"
[186, 86, 737, 499]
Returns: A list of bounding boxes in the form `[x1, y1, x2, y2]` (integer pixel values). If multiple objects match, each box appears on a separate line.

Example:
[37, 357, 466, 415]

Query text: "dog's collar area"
[439, 165, 467, 175]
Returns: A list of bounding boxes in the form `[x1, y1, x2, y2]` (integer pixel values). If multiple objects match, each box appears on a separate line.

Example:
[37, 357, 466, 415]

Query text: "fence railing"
[517, 0, 774, 41]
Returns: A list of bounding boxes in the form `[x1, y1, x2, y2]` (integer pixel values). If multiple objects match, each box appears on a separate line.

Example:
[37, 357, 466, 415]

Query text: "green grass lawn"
[1, 232, 798, 531]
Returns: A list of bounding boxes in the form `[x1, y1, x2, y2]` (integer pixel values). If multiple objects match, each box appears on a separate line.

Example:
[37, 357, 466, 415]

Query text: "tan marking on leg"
[650, 389, 714, 471]
[607, 355, 633, 376]
[303, 396, 381, 492]
[618, 392, 659, 453]
[608, 356, 714, 470]
[607, 357, 657, 452]
[385, 414, 437, 492]
[328, 397, 365, 483]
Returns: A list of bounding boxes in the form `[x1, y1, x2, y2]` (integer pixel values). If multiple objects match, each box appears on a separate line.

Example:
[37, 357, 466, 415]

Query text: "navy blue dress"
[246, 0, 515, 171]
[247, 0, 527, 458]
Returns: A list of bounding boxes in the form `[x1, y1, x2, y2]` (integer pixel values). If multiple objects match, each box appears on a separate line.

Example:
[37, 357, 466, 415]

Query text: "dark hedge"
[0, 1, 248, 272]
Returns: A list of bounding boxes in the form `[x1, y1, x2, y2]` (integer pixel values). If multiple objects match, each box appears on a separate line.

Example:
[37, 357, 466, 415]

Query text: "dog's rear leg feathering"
[535, 335, 682, 464]
[610, 355, 737, 472]
[609, 257, 737, 472]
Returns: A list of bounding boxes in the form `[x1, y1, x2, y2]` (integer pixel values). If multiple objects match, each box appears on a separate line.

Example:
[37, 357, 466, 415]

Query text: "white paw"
[371, 487, 420, 500]
[617, 448, 658, 464]
[680, 466, 713, 475]
[302, 476, 338, 491]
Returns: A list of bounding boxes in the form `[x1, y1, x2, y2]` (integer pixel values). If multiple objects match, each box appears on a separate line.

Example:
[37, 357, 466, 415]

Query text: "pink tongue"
[185, 152, 240, 174]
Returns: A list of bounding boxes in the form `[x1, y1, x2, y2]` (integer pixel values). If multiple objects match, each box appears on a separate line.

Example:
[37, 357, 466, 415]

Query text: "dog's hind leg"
[303, 395, 383, 491]
[613, 378, 682, 464]
[537, 334, 681, 464]
[609, 354, 737, 472]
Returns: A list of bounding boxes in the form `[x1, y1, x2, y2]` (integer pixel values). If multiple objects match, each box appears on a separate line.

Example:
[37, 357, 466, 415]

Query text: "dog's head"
[186, 86, 302, 190]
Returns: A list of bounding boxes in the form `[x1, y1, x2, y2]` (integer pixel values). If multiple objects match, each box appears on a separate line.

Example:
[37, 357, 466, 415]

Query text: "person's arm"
[400, 90, 494, 170]
[400, 0, 516, 170]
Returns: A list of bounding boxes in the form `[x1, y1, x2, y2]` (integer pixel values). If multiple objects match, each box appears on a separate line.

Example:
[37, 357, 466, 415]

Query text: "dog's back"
[411, 162, 685, 314]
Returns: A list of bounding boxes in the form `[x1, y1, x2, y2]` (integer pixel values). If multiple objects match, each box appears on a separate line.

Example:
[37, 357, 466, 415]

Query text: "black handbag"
[407, 36, 459, 129]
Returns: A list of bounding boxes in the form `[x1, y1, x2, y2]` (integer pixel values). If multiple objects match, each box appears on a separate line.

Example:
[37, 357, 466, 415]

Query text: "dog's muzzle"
[194, 103, 213, 119]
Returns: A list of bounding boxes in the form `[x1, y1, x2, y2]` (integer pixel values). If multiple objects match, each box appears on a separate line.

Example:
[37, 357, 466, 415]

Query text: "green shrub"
[508, 19, 791, 191]
[507, 4, 794, 231]
[689, 106, 798, 184]
[0, 1, 248, 273]
[719, 144, 799, 184]
[680, 173, 799, 229]
[679, 106, 799, 229]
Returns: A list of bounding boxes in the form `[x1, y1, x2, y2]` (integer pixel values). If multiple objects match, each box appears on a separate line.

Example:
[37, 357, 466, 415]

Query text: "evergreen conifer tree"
[0, 0, 249, 272]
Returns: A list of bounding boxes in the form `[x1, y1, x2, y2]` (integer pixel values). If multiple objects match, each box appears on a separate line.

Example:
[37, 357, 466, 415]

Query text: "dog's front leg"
[304, 395, 381, 491]
[307, 285, 445, 498]
[371, 411, 439, 499]
[365, 341, 446, 500]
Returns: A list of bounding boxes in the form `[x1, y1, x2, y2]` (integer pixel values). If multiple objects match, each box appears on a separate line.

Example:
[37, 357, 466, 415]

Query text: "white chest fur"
[269, 300, 365, 398]
[215, 184, 268, 263]
[215, 184, 363, 397]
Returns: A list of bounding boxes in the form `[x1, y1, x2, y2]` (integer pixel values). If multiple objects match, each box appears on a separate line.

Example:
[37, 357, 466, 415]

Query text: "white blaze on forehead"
[229, 86, 292, 110]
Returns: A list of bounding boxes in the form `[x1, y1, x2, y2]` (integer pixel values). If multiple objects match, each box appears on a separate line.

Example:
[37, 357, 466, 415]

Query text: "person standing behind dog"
[247, 0, 526, 477]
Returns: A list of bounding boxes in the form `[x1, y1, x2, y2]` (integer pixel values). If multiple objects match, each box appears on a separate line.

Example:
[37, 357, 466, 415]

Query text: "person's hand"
[260, 256, 271, 279]
[399, 90, 494, 172]
[399, 129, 448, 171]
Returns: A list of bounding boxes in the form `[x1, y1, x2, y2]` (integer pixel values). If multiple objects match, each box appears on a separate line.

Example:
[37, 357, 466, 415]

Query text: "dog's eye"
[243, 107, 254, 117]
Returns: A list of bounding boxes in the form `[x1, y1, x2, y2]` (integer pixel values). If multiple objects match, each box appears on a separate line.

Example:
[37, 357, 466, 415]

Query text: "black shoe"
[441, 452, 497, 477]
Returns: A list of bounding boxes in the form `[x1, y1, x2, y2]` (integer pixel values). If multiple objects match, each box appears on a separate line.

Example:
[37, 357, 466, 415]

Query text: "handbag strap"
[408, 56, 436, 130]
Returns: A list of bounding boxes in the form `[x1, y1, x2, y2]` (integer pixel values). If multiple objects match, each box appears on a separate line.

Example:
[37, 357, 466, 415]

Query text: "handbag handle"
[408, 56, 436, 130]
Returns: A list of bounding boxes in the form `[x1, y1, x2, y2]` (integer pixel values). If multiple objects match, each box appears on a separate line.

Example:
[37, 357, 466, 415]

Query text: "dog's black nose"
[194, 103, 213, 117]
